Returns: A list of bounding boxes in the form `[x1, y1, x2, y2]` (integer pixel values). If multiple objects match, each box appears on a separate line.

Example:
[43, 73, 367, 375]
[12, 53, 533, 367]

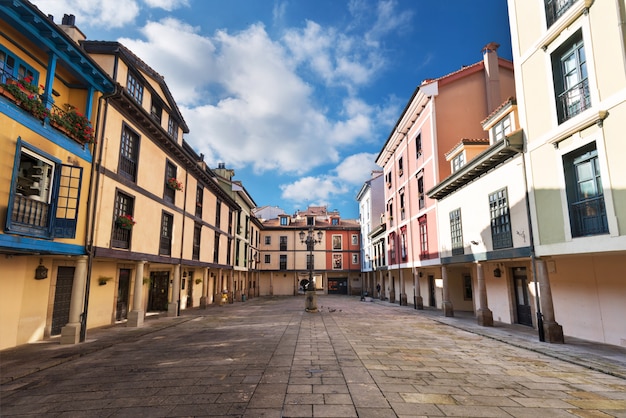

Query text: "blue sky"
[31, 0, 512, 219]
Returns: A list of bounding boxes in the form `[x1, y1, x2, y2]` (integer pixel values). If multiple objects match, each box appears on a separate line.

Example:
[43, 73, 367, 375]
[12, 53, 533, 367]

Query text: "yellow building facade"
[0, 5, 113, 349]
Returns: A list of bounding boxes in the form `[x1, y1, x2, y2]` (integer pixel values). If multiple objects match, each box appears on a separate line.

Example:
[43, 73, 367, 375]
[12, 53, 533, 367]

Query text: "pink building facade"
[374, 44, 516, 309]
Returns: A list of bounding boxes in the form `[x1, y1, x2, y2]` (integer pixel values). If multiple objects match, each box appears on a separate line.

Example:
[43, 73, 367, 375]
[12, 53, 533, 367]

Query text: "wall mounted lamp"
[493, 267, 502, 278]
[35, 259, 48, 280]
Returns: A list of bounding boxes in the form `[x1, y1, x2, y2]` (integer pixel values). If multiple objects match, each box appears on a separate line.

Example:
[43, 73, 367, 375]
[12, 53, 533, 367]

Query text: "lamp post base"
[305, 289, 318, 312]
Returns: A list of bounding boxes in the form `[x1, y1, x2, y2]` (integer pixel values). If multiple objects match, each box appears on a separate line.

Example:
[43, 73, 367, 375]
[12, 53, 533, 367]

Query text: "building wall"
[509, 0, 626, 346]
[549, 254, 626, 346]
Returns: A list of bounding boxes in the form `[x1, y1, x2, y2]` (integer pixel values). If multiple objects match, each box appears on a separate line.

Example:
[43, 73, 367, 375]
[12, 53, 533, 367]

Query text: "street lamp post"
[299, 227, 323, 313]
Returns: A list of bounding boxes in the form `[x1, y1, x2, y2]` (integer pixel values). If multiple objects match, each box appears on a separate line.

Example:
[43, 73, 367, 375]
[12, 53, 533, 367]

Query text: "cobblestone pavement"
[1, 296, 625, 417]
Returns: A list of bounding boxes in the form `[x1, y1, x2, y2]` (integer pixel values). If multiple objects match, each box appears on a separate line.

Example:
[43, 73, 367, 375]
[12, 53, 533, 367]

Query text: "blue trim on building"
[0, 233, 86, 255]
[0, 99, 93, 163]
[0, 2, 114, 93]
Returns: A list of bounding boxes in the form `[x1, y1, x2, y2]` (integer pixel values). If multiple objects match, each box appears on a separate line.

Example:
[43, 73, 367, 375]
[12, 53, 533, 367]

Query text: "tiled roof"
[444, 138, 490, 158]
[481, 96, 516, 125]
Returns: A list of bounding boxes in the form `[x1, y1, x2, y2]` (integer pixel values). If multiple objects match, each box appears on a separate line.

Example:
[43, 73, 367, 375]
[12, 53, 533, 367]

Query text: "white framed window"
[452, 153, 465, 172]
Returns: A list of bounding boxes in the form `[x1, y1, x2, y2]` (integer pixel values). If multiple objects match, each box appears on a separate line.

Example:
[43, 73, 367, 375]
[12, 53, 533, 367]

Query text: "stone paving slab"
[1, 295, 625, 417]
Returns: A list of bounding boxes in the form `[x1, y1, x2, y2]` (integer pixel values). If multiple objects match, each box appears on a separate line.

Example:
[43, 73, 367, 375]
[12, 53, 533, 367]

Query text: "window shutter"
[53, 164, 83, 238]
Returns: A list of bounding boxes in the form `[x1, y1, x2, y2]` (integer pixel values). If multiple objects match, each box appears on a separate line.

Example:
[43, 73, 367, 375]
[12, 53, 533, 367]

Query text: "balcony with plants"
[0, 73, 95, 145]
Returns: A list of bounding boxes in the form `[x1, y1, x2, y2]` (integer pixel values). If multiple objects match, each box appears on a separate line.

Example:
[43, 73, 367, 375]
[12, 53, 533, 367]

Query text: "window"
[419, 215, 428, 259]
[417, 175, 425, 209]
[7, 142, 82, 239]
[331, 218, 339, 225]
[227, 237, 232, 266]
[159, 212, 173, 256]
[228, 209, 233, 235]
[553, 31, 589, 124]
[401, 227, 407, 260]
[215, 200, 222, 228]
[264, 236, 271, 245]
[279, 254, 287, 270]
[351, 234, 358, 246]
[563, 142, 608, 237]
[126, 72, 144, 104]
[168, 116, 179, 140]
[306, 254, 314, 270]
[352, 254, 358, 265]
[388, 232, 396, 263]
[264, 254, 271, 263]
[280, 216, 288, 226]
[493, 116, 512, 142]
[545, 0, 577, 28]
[398, 157, 404, 176]
[463, 275, 473, 300]
[415, 133, 422, 158]
[192, 224, 201, 260]
[235, 239, 241, 266]
[150, 99, 162, 124]
[333, 254, 342, 269]
[119, 126, 139, 182]
[195, 186, 203, 218]
[452, 153, 465, 173]
[213, 232, 220, 263]
[450, 208, 463, 256]
[332, 235, 342, 250]
[0, 47, 37, 84]
[489, 188, 513, 249]
[400, 192, 405, 220]
[307, 216, 314, 226]
[386, 171, 392, 188]
[164, 161, 177, 203]
[111, 191, 134, 249]
[279, 236, 287, 251]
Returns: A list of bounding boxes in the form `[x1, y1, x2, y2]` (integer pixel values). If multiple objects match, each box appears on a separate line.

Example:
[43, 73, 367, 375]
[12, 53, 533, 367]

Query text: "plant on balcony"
[0, 76, 48, 120]
[49, 106, 95, 144]
[167, 177, 183, 191]
[116, 214, 136, 230]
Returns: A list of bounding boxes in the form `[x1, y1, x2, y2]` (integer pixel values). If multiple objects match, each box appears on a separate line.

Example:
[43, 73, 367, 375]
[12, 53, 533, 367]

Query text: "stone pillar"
[536, 259, 564, 343]
[388, 275, 396, 303]
[208, 270, 215, 304]
[475, 262, 493, 326]
[168, 265, 180, 317]
[269, 271, 274, 296]
[61, 256, 88, 344]
[414, 269, 423, 309]
[399, 269, 407, 306]
[200, 267, 209, 309]
[128, 261, 146, 327]
[442, 265, 454, 317]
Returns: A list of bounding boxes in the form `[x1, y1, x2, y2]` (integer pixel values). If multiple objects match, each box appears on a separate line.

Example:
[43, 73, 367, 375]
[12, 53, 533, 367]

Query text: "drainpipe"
[177, 169, 189, 316]
[521, 149, 544, 342]
[80, 84, 121, 342]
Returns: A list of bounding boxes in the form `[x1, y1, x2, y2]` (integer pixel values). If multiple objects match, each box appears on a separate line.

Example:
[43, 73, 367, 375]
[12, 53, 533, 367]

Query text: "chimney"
[59, 14, 86, 44]
[482, 42, 501, 115]
[214, 163, 235, 180]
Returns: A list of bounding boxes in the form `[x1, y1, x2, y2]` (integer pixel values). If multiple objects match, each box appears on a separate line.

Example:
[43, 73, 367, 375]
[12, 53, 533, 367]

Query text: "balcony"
[570, 195, 608, 237]
[557, 79, 591, 124]
[545, 0, 577, 27]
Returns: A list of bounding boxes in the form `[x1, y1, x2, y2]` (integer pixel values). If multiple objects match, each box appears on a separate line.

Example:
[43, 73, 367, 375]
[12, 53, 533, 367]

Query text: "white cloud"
[279, 153, 378, 209]
[142, 0, 189, 11]
[119, 18, 216, 105]
[280, 176, 346, 205]
[365, 0, 413, 47]
[30, 0, 140, 29]
[282, 20, 384, 91]
[334, 153, 380, 184]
